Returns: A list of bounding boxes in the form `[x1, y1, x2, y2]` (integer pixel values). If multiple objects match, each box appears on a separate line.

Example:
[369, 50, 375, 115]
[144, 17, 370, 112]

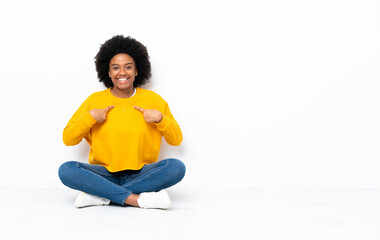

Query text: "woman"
[58, 35, 186, 209]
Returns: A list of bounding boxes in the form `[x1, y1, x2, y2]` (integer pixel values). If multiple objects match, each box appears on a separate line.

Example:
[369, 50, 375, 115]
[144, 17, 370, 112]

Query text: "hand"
[89, 105, 115, 123]
[133, 106, 163, 123]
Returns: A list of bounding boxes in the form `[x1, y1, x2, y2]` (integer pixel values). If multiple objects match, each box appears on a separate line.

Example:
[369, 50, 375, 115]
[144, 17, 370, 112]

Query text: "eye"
[112, 66, 119, 71]
[126, 66, 132, 70]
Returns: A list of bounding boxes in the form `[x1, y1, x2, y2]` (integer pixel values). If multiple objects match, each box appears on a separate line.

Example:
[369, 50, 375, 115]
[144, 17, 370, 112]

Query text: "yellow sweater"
[63, 88, 182, 172]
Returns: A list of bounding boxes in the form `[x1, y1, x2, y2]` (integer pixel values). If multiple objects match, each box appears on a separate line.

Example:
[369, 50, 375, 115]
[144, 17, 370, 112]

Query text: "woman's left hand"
[133, 106, 163, 123]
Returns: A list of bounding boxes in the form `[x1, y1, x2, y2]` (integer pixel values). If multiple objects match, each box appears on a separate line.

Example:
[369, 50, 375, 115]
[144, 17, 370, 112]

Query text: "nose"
[119, 68, 127, 75]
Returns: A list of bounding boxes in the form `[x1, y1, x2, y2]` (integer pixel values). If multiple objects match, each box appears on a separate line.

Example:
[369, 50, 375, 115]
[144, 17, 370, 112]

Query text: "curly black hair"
[95, 35, 151, 88]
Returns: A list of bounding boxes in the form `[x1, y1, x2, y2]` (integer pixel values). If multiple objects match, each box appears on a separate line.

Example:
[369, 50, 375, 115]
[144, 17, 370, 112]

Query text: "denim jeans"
[58, 158, 186, 206]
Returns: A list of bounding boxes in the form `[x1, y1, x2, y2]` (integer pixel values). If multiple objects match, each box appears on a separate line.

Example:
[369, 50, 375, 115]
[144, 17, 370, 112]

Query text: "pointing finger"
[105, 105, 115, 112]
[133, 106, 145, 112]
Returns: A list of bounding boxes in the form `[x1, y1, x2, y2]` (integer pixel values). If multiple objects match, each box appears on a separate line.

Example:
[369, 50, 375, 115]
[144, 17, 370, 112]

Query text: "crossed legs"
[58, 158, 186, 207]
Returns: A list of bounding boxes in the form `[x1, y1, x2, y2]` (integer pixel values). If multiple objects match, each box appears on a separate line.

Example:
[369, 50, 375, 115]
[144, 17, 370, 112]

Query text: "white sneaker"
[74, 192, 111, 208]
[137, 190, 171, 209]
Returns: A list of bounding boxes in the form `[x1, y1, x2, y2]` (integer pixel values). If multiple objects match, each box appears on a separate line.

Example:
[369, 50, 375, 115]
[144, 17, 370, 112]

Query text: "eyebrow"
[111, 63, 134, 66]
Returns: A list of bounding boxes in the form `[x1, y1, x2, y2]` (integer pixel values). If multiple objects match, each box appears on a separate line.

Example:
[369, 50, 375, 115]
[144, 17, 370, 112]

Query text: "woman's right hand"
[89, 105, 115, 123]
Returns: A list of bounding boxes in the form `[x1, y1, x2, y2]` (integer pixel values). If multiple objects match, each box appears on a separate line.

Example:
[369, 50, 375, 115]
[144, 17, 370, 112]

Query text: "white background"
[0, 0, 379, 189]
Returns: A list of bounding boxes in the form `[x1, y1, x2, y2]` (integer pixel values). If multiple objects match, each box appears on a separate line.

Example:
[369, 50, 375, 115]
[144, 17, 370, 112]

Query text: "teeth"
[118, 78, 127, 81]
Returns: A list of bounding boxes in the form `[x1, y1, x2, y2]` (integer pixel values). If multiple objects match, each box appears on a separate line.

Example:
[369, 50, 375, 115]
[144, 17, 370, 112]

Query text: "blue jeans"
[58, 158, 186, 206]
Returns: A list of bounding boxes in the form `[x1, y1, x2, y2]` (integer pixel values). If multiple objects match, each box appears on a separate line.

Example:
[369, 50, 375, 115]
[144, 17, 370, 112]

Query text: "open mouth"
[117, 78, 128, 83]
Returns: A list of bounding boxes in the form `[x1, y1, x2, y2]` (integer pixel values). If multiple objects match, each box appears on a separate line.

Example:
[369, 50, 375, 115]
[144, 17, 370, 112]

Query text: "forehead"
[110, 53, 135, 64]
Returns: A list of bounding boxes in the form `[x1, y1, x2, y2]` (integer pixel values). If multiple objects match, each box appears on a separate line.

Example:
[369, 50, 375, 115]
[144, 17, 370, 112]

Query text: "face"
[108, 53, 138, 92]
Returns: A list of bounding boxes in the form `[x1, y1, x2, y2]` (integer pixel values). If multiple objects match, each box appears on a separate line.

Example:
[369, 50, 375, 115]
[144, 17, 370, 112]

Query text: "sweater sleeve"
[154, 102, 183, 146]
[63, 97, 97, 146]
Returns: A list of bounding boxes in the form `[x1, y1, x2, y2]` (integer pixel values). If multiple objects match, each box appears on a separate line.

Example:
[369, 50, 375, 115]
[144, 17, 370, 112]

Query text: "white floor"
[1, 181, 380, 240]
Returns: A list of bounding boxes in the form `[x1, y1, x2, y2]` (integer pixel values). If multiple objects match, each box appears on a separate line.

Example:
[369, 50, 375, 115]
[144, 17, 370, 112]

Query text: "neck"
[111, 87, 135, 98]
